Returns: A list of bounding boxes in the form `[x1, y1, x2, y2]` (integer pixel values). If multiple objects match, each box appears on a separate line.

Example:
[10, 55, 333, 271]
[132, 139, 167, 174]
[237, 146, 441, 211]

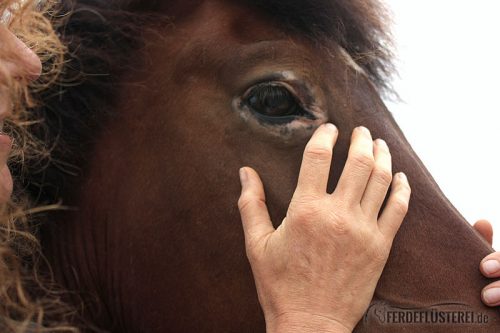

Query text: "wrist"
[266, 312, 352, 333]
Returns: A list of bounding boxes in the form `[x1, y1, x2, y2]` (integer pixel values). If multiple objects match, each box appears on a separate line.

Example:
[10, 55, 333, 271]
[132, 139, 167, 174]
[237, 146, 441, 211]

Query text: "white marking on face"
[338, 47, 367, 75]
[232, 70, 328, 144]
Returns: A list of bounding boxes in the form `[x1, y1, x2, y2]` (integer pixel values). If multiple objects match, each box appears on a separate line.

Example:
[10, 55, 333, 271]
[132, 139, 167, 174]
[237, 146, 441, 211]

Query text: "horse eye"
[243, 83, 314, 123]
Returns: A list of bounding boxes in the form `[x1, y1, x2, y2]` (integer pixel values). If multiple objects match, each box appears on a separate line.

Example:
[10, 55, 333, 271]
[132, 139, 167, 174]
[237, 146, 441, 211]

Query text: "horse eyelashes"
[242, 82, 315, 124]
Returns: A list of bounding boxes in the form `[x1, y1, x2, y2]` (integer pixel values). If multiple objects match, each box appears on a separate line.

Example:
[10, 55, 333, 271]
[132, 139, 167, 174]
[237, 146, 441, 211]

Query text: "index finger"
[295, 123, 338, 196]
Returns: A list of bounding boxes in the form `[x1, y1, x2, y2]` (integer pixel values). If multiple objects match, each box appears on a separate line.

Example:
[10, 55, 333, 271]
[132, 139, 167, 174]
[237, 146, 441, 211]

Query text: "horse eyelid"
[239, 82, 316, 124]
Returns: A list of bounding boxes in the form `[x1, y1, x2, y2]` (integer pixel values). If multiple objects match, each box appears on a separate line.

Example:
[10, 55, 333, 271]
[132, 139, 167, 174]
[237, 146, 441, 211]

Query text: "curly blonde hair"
[0, 0, 80, 332]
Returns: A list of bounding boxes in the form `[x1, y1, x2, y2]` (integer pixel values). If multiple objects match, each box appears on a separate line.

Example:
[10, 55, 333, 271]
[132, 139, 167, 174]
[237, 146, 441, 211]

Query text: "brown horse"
[20, 0, 499, 332]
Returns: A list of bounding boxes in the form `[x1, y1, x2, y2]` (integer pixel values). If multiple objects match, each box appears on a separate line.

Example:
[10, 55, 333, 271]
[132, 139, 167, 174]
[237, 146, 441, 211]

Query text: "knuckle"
[290, 203, 321, 223]
[395, 183, 412, 201]
[237, 195, 251, 211]
[245, 243, 259, 262]
[396, 175, 412, 193]
[331, 219, 350, 235]
[372, 167, 393, 185]
[245, 243, 264, 265]
[292, 193, 322, 207]
[350, 152, 375, 170]
[392, 196, 409, 215]
[326, 212, 351, 235]
[402, 182, 412, 194]
[238, 194, 264, 212]
[304, 144, 333, 162]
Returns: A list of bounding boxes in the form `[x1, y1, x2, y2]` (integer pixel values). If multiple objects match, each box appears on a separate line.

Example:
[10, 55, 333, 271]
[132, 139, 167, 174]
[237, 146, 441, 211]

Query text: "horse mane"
[18, 1, 150, 203]
[247, 0, 394, 91]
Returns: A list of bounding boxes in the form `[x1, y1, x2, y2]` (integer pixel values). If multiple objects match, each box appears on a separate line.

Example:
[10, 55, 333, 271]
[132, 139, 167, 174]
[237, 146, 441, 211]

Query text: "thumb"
[237, 167, 275, 250]
[474, 220, 493, 247]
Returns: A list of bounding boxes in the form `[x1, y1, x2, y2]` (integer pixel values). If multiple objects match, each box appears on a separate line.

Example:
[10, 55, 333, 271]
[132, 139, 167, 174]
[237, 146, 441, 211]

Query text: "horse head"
[26, 0, 499, 331]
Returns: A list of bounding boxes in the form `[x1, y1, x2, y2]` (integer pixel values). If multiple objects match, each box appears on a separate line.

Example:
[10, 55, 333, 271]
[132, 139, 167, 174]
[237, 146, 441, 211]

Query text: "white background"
[383, 1, 500, 249]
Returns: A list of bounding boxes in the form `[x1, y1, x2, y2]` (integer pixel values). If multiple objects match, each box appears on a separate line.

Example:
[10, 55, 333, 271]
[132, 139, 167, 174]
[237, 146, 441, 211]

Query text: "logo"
[364, 301, 489, 326]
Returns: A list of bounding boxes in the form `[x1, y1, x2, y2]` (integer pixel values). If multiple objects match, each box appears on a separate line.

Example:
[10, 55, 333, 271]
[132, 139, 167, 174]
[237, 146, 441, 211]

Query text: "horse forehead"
[151, 1, 365, 80]
[174, 0, 287, 42]
[145, 1, 302, 75]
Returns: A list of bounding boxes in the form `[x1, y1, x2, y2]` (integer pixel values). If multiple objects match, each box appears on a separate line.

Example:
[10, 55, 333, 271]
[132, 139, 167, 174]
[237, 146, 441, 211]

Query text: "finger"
[0, 88, 11, 120]
[361, 139, 392, 216]
[295, 123, 338, 196]
[0, 134, 12, 166]
[378, 173, 411, 238]
[0, 165, 13, 203]
[0, 134, 13, 203]
[0, 26, 42, 80]
[474, 220, 493, 246]
[334, 126, 374, 204]
[238, 167, 275, 250]
[480, 252, 500, 278]
[481, 281, 500, 307]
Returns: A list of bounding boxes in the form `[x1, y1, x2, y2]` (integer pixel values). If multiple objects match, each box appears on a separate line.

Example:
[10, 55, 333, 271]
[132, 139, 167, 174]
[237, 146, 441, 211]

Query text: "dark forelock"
[247, 0, 394, 91]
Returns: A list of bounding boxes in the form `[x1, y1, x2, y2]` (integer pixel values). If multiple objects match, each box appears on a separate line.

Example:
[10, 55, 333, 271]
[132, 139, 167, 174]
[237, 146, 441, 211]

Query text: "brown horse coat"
[22, 0, 499, 332]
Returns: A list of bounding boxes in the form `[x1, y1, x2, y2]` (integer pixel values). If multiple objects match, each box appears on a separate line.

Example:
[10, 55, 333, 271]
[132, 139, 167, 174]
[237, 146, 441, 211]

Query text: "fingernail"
[324, 123, 337, 132]
[398, 173, 408, 182]
[483, 260, 500, 275]
[376, 139, 388, 149]
[357, 126, 370, 136]
[483, 288, 500, 305]
[239, 168, 248, 187]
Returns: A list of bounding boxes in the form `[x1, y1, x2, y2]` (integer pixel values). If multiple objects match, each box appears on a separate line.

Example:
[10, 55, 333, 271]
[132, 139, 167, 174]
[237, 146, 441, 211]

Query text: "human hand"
[474, 220, 500, 307]
[0, 24, 42, 203]
[238, 124, 411, 333]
